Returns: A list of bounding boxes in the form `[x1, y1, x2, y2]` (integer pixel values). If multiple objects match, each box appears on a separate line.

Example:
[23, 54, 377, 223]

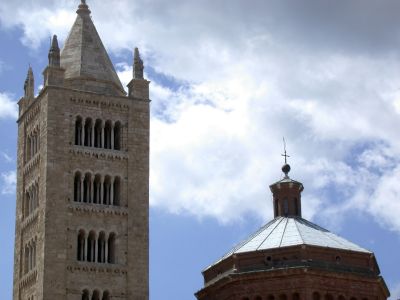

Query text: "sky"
[1, 0, 400, 299]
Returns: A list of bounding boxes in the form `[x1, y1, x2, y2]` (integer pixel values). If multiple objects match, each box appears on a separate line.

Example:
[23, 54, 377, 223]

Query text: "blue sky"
[1, 0, 400, 299]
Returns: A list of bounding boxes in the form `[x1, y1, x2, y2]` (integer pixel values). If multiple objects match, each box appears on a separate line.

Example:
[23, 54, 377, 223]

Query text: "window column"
[110, 179, 114, 206]
[111, 122, 114, 149]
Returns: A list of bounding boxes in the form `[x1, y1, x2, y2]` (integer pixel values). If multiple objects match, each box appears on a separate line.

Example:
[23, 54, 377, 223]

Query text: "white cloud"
[390, 282, 400, 300]
[0, 92, 18, 119]
[1, 170, 16, 195]
[3, 0, 400, 231]
[1, 152, 14, 163]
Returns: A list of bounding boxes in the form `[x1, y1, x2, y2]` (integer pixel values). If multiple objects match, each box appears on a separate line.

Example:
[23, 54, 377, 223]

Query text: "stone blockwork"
[13, 2, 149, 300]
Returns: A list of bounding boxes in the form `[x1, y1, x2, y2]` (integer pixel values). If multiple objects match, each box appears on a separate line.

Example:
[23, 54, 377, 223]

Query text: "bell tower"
[13, 1, 150, 299]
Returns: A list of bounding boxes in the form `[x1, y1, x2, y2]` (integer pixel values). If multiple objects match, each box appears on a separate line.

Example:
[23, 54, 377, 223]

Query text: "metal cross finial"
[281, 137, 290, 164]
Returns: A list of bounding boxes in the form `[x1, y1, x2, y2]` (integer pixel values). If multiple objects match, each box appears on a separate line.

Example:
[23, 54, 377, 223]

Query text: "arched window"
[93, 175, 101, 204]
[24, 191, 30, 218]
[283, 199, 289, 216]
[75, 117, 83, 146]
[103, 176, 111, 205]
[26, 135, 32, 160]
[98, 231, 106, 263]
[114, 121, 121, 150]
[94, 119, 102, 148]
[83, 173, 92, 203]
[74, 172, 82, 202]
[274, 199, 278, 216]
[102, 290, 110, 300]
[24, 245, 29, 273]
[92, 290, 100, 300]
[84, 118, 93, 147]
[313, 293, 321, 300]
[113, 177, 120, 206]
[77, 230, 86, 261]
[104, 121, 112, 149]
[82, 290, 90, 300]
[325, 295, 334, 300]
[87, 231, 96, 262]
[108, 233, 116, 264]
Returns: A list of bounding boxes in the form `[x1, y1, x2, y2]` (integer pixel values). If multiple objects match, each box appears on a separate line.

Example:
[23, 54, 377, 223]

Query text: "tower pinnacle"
[24, 66, 34, 99]
[133, 47, 144, 79]
[48, 35, 60, 67]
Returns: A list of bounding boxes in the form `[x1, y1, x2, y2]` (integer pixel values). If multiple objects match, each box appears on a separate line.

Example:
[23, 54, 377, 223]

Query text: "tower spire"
[133, 47, 144, 79]
[24, 66, 34, 99]
[48, 35, 60, 67]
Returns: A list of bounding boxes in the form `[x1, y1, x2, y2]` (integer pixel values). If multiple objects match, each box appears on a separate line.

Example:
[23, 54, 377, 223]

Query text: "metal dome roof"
[207, 216, 371, 270]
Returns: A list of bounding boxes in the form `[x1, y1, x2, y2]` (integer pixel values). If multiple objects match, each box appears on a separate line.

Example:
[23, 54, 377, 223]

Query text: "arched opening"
[82, 290, 90, 300]
[24, 245, 29, 273]
[102, 290, 110, 300]
[26, 135, 31, 161]
[294, 198, 299, 215]
[283, 199, 289, 216]
[113, 177, 120, 206]
[93, 174, 101, 204]
[74, 172, 82, 202]
[83, 173, 92, 203]
[313, 293, 321, 300]
[104, 120, 112, 149]
[114, 121, 121, 150]
[77, 230, 86, 261]
[274, 198, 278, 216]
[92, 290, 100, 300]
[98, 231, 106, 263]
[75, 117, 83, 146]
[84, 118, 93, 147]
[108, 233, 116, 264]
[103, 176, 111, 205]
[94, 119, 102, 148]
[325, 294, 334, 300]
[24, 191, 30, 218]
[87, 231, 96, 262]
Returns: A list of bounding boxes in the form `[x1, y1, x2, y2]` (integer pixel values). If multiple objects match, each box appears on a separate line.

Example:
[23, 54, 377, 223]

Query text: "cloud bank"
[2, 1, 400, 232]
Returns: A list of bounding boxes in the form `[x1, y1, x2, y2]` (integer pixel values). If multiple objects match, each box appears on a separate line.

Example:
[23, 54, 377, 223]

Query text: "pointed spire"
[24, 66, 34, 99]
[48, 35, 60, 67]
[133, 47, 144, 79]
[77, 0, 90, 15]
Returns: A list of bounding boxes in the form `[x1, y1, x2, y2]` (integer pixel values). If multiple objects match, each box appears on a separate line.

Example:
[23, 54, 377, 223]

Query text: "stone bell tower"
[13, 1, 150, 299]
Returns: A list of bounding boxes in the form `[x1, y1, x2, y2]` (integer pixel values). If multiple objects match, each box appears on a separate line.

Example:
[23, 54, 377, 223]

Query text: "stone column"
[80, 177, 84, 202]
[84, 236, 88, 261]
[100, 177, 104, 204]
[110, 179, 114, 206]
[90, 178, 94, 203]
[81, 123, 85, 146]
[111, 123, 114, 149]
[105, 238, 109, 263]
[91, 124, 95, 147]
[101, 124, 105, 148]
